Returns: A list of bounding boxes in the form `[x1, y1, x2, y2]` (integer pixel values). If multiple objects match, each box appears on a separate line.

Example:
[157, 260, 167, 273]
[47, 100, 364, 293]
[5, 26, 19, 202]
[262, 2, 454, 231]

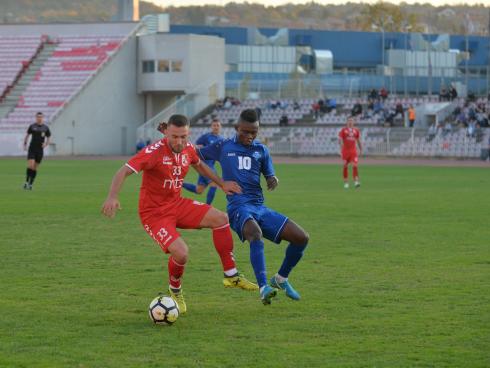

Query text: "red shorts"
[342, 151, 358, 164]
[140, 197, 211, 253]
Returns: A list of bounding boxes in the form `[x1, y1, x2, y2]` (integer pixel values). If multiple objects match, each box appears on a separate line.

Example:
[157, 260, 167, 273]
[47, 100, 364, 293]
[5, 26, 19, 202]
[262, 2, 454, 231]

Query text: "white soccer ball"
[148, 295, 179, 325]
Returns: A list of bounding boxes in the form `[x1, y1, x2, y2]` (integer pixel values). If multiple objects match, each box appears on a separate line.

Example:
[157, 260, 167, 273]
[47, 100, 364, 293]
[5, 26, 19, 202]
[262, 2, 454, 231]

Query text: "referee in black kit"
[23, 112, 51, 190]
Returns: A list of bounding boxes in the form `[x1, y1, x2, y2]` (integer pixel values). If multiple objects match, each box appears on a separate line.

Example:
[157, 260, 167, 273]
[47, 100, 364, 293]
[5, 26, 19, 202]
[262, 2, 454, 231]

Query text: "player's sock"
[29, 169, 37, 185]
[353, 166, 359, 181]
[206, 186, 217, 205]
[182, 183, 197, 194]
[168, 256, 186, 290]
[26, 168, 32, 183]
[343, 166, 348, 181]
[250, 239, 267, 288]
[212, 224, 236, 273]
[278, 243, 308, 278]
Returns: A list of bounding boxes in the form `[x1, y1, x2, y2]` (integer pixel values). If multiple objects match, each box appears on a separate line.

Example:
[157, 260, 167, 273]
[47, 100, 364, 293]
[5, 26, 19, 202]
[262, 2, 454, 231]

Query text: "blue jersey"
[196, 132, 223, 169]
[199, 136, 275, 208]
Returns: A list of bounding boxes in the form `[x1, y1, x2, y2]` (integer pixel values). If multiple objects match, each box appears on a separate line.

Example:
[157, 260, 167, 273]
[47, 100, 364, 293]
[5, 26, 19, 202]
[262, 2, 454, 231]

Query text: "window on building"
[142, 60, 155, 73]
[158, 60, 170, 72]
[171, 60, 183, 72]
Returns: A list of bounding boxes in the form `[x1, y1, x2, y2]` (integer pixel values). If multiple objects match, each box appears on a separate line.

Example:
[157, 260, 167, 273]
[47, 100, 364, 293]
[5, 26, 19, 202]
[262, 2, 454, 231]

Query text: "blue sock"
[250, 239, 267, 288]
[206, 186, 217, 204]
[278, 243, 307, 278]
[182, 183, 197, 193]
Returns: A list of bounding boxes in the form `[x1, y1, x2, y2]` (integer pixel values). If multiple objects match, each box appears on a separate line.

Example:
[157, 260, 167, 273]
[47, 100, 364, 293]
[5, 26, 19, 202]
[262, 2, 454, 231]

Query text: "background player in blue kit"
[183, 118, 223, 204]
[200, 109, 309, 305]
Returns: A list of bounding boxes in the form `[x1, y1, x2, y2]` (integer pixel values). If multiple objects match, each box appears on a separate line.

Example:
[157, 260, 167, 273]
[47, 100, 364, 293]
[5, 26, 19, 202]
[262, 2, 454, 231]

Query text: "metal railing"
[226, 66, 490, 100]
[137, 78, 218, 142]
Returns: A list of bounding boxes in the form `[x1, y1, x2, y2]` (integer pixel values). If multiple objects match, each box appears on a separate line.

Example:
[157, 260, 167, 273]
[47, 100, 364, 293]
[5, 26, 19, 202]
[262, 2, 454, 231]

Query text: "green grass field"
[1, 158, 489, 367]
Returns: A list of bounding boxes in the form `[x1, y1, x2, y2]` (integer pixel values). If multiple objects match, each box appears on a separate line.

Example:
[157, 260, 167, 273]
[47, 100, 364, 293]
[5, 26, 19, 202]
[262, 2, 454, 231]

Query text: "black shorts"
[27, 146, 44, 163]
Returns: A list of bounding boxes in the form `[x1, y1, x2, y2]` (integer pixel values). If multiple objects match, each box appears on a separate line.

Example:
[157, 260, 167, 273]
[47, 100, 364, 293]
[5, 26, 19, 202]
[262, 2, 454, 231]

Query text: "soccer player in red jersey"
[101, 115, 258, 315]
[338, 116, 363, 189]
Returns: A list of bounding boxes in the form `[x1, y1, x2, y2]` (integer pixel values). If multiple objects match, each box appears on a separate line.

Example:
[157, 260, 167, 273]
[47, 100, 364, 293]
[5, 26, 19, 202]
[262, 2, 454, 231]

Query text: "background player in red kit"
[101, 115, 258, 315]
[338, 116, 363, 189]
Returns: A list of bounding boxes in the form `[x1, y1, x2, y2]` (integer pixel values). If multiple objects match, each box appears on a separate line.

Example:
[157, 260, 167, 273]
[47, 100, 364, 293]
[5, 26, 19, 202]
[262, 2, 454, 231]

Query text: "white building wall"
[50, 36, 144, 155]
[137, 33, 225, 96]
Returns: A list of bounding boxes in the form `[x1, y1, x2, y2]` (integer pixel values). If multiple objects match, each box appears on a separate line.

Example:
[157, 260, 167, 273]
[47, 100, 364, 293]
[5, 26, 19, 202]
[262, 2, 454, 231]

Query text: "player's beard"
[169, 142, 184, 153]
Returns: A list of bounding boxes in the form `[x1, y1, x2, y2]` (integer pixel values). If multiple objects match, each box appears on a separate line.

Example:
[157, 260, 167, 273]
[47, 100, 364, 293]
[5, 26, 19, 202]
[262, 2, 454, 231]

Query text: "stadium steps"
[0, 43, 57, 119]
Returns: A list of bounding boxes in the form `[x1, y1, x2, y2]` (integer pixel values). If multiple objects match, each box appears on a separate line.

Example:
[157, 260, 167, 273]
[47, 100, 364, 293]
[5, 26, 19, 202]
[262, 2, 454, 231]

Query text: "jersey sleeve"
[261, 145, 275, 177]
[195, 134, 207, 146]
[199, 140, 222, 162]
[338, 128, 344, 140]
[126, 148, 156, 174]
[46, 127, 51, 137]
[27, 125, 33, 134]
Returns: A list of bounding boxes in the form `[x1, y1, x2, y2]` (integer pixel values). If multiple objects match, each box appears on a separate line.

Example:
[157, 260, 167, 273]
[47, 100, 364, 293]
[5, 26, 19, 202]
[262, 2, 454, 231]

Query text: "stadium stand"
[0, 36, 43, 102]
[0, 35, 125, 127]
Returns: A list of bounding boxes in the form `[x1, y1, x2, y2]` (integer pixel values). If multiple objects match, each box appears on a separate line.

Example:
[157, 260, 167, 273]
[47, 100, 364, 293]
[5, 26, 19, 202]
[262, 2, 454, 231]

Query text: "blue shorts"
[228, 204, 289, 244]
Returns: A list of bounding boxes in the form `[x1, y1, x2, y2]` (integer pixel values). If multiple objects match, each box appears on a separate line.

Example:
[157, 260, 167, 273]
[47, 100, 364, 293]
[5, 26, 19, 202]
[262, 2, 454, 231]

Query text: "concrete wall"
[50, 36, 145, 155]
[137, 33, 225, 96]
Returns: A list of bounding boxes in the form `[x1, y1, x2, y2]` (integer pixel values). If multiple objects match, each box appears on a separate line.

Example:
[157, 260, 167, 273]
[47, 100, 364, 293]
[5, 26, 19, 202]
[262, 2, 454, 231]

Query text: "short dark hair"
[167, 114, 189, 127]
[211, 117, 220, 123]
[239, 109, 258, 124]
[36, 112, 43, 116]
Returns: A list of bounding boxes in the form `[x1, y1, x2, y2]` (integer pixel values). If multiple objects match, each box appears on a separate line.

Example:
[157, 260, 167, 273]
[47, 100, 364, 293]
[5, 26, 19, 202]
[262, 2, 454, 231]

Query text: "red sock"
[353, 166, 359, 180]
[212, 224, 236, 272]
[168, 256, 185, 289]
[343, 166, 348, 180]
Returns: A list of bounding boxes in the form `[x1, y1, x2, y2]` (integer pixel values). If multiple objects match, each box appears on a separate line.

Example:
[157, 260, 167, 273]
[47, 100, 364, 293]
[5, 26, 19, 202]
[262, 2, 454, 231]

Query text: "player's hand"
[221, 181, 241, 195]
[101, 197, 122, 218]
[266, 176, 279, 191]
[42, 143, 48, 149]
[23, 144, 27, 151]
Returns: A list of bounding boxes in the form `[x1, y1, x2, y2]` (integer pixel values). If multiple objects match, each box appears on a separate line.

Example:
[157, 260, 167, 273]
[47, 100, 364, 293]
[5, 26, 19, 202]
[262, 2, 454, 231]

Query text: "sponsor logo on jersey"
[227, 153, 236, 156]
[162, 155, 172, 165]
[163, 178, 184, 189]
[181, 154, 189, 166]
[145, 141, 162, 154]
[252, 151, 261, 160]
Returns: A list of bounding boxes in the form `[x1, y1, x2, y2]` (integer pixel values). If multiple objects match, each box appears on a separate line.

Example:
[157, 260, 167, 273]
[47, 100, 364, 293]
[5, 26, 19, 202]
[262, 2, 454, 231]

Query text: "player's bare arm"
[23, 133, 30, 151]
[192, 160, 241, 195]
[101, 165, 133, 218]
[338, 138, 343, 156]
[266, 175, 279, 191]
[357, 138, 363, 156]
[42, 136, 51, 149]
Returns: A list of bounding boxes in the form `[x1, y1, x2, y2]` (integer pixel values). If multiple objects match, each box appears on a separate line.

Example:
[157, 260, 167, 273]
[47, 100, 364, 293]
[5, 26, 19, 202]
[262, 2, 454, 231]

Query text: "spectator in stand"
[373, 99, 384, 114]
[475, 123, 483, 143]
[379, 87, 388, 101]
[467, 120, 476, 137]
[351, 100, 363, 117]
[312, 101, 320, 119]
[279, 114, 289, 127]
[293, 101, 300, 111]
[395, 102, 404, 117]
[408, 105, 416, 128]
[449, 85, 458, 100]
[443, 122, 453, 136]
[427, 123, 437, 142]
[369, 88, 378, 100]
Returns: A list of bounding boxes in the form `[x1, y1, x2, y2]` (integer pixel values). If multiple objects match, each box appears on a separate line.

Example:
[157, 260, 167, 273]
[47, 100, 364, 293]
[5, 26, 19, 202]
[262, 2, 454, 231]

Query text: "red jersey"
[338, 127, 360, 152]
[126, 138, 200, 216]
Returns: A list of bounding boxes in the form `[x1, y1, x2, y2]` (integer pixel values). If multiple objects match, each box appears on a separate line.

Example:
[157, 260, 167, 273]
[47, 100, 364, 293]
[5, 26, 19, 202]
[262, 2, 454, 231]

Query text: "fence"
[225, 66, 490, 100]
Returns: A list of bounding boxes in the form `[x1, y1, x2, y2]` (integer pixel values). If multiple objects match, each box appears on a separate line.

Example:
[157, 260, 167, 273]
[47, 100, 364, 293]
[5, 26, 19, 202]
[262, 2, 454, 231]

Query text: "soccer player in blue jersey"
[183, 118, 223, 204]
[200, 109, 309, 305]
